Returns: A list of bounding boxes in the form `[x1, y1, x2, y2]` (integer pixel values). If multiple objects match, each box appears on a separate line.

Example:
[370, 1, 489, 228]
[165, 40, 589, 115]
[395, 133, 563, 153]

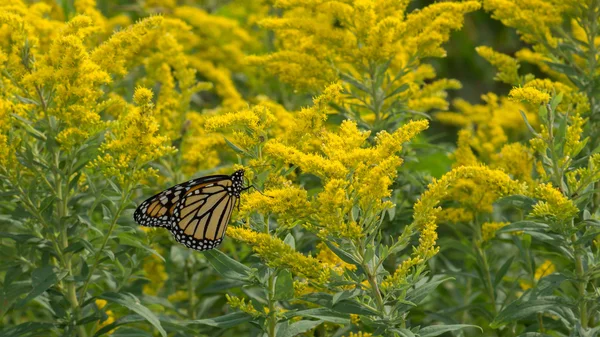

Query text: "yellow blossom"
[520, 259, 556, 290]
[316, 242, 357, 275]
[90, 87, 175, 186]
[239, 187, 310, 225]
[345, 333, 372, 337]
[509, 87, 551, 105]
[386, 166, 525, 287]
[226, 294, 261, 317]
[529, 183, 578, 221]
[481, 222, 509, 242]
[167, 290, 188, 302]
[142, 252, 167, 296]
[226, 226, 329, 283]
[476, 46, 520, 85]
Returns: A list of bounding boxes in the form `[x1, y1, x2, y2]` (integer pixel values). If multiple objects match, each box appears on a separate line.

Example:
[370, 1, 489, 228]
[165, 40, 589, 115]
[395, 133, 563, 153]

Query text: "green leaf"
[204, 249, 252, 281]
[519, 111, 540, 137]
[290, 308, 350, 324]
[390, 328, 416, 337]
[494, 256, 514, 288]
[491, 296, 574, 328]
[497, 221, 550, 234]
[419, 324, 481, 337]
[99, 292, 166, 337]
[276, 320, 323, 337]
[223, 137, 249, 156]
[188, 312, 253, 329]
[274, 270, 294, 301]
[94, 315, 146, 337]
[17, 266, 64, 308]
[324, 242, 363, 273]
[332, 288, 362, 306]
[0, 322, 56, 337]
[283, 233, 295, 250]
[300, 293, 379, 316]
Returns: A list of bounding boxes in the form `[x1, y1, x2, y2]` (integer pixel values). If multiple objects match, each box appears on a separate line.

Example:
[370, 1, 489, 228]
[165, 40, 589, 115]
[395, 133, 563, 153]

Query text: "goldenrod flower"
[142, 252, 168, 296]
[509, 87, 551, 105]
[530, 183, 578, 221]
[227, 226, 329, 283]
[91, 87, 176, 186]
[520, 259, 556, 290]
[226, 294, 260, 317]
[386, 166, 525, 287]
[481, 222, 509, 242]
[476, 46, 520, 85]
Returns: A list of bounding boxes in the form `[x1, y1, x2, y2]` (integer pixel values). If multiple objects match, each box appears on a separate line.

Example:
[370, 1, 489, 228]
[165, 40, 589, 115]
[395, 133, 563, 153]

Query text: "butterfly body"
[134, 170, 245, 251]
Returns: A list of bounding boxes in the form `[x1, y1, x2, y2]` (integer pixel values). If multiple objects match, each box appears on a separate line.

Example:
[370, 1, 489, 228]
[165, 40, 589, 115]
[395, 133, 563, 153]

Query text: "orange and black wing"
[133, 175, 232, 229]
[169, 179, 237, 251]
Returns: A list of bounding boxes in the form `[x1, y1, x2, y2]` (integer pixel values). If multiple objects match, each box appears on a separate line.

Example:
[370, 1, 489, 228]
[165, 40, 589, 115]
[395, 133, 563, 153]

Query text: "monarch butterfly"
[134, 170, 247, 251]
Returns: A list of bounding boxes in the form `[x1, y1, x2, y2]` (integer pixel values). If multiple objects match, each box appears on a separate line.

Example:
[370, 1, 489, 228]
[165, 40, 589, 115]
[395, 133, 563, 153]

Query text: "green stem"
[267, 271, 277, 337]
[55, 158, 87, 337]
[187, 264, 196, 320]
[571, 233, 588, 329]
[477, 245, 497, 315]
[78, 190, 130, 304]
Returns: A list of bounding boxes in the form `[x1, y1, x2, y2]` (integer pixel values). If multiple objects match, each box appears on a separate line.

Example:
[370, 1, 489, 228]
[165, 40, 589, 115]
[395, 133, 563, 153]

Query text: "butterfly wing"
[169, 178, 237, 251]
[133, 175, 231, 229]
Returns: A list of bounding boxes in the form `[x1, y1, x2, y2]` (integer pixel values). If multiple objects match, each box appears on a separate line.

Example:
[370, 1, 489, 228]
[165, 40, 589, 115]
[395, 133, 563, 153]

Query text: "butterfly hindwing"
[170, 179, 238, 251]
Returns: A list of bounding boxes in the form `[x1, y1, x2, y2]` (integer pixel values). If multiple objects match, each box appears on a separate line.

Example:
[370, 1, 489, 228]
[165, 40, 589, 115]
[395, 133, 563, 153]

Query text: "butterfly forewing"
[133, 170, 245, 251]
[133, 174, 231, 228]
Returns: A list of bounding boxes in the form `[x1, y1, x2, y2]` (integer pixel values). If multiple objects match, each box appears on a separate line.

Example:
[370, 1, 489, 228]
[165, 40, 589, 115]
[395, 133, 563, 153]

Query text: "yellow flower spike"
[98, 309, 116, 333]
[492, 143, 534, 183]
[250, 1, 478, 91]
[564, 114, 587, 158]
[483, 0, 565, 47]
[509, 87, 551, 105]
[91, 16, 164, 76]
[264, 141, 348, 180]
[167, 290, 188, 303]
[239, 187, 310, 224]
[142, 253, 167, 296]
[345, 332, 373, 337]
[226, 295, 261, 317]
[476, 46, 520, 85]
[226, 227, 329, 284]
[374, 119, 429, 161]
[90, 87, 175, 186]
[386, 165, 526, 287]
[95, 299, 108, 310]
[316, 242, 357, 275]
[453, 130, 480, 167]
[520, 259, 557, 290]
[481, 222, 509, 242]
[529, 183, 578, 221]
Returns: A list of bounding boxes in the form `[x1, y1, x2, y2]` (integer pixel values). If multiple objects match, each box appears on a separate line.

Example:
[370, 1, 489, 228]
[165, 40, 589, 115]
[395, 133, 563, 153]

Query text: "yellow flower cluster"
[226, 226, 329, 283]
[142, 251, 168, 296]
[250, 0, 480, 91]
[519, 259, 556, 290]
[481, 222, 509, 242]
[95, 299, 116, 333]
[529, 183, 579, 221]
[476, 46, 520, 85]
[386, 166, 525, 287]
[91, 87, 176, 187]
[266, 119, 428, 240]
[226, 294, 261, 317]
[483, 0, 576, 48]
